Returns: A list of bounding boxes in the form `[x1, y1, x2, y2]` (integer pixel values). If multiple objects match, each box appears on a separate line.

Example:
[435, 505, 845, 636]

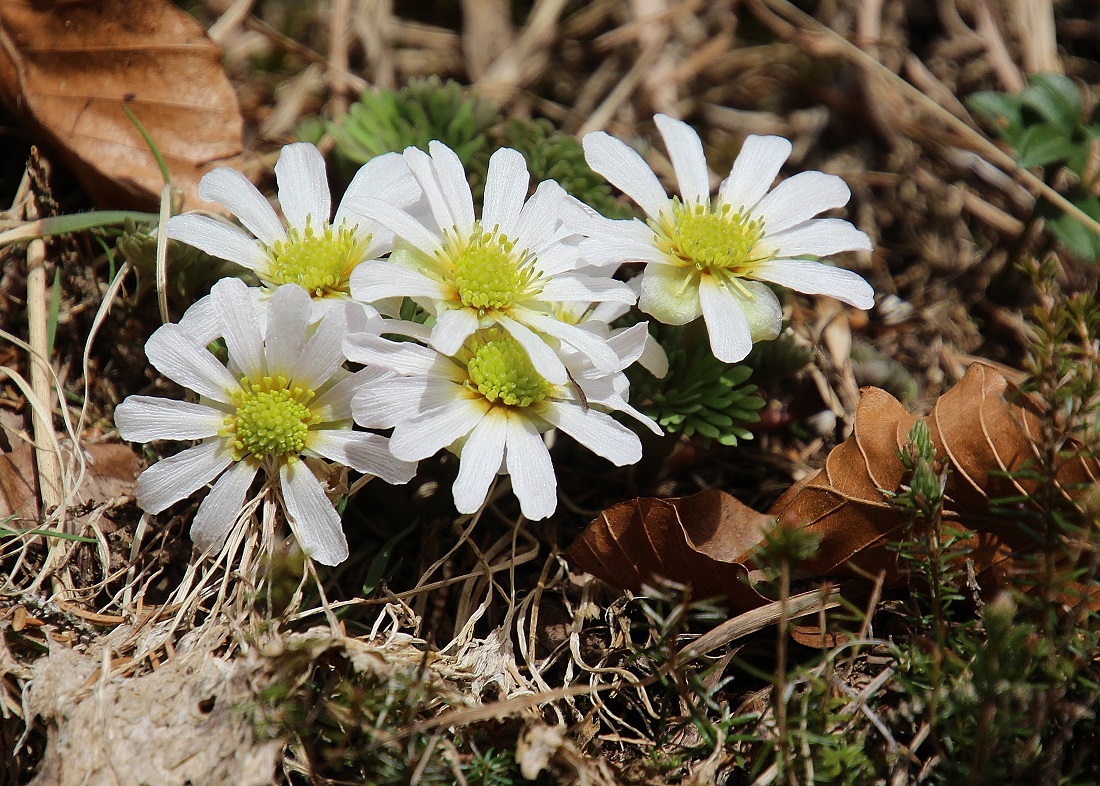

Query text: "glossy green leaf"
[1041, 191, 1100, 262]
[1015, 122, 1080, 168]
[1019, 74, 1083, 136]
[967, 90, 1024, 142]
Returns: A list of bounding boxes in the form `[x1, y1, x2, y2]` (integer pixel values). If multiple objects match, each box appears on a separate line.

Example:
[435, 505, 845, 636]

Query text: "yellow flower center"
[444, 224, 536, 313]
[266, 219, 369, 298]
[222, 375, 319, 462]
[466, 332, 553, 408]
[654, 199, 770, 275]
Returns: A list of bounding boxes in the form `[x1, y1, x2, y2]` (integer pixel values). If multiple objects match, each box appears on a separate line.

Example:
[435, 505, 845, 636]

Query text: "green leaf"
[1041, 191, 1100, 262]
[1014, 122, 1080, 168]
[967, 90, 1024, 141]
[361, 520, 419, 595]
[1020, 73, 1083, 136]
[0, 526, 97, 543]
[47, 267, 61, 355]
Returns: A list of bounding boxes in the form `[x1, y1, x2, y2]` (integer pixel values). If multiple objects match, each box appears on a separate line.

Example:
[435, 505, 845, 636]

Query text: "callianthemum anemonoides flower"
[166, 142, 421, 343]
[577, 114, 874, 363]
[115, 278, 417, 565]
[344, 325, 652, 520]
[342, 141, 636, 385]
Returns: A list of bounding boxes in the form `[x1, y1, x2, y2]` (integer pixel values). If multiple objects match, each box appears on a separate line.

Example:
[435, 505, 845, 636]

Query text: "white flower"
[551, 277, 669, 379]
[342, 141, 637, 386]
[345, 326, 647, 520]
[167, 142, 421, 343]
[578, 114, 874, 363]
[114, 278, 417, 565]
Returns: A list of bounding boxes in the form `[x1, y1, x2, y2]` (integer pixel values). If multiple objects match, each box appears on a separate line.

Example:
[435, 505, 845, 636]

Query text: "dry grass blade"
[679, 589, 842, 659]
[750, 0, 1100, 246]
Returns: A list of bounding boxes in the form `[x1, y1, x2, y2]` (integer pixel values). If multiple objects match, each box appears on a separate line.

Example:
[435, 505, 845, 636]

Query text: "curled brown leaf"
[566, 362, 1098, 606]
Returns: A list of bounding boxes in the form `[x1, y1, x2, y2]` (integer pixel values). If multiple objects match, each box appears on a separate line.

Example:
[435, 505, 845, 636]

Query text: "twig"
[20, 158, 63, 524]
[328, 0, 353, 119]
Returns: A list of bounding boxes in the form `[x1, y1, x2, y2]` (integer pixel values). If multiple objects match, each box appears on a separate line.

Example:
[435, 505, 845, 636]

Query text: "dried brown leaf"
[567, 362, 1099, 607]
[765, 362, 1100, 587]
[564, 488, 772, 610]
[0, 0, 243, 210]
[0, 437, 139, 525]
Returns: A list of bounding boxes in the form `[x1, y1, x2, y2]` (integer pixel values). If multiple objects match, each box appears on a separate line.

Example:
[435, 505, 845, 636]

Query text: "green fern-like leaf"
[501, 118, 630, 218]
[327, 76, 500, 187]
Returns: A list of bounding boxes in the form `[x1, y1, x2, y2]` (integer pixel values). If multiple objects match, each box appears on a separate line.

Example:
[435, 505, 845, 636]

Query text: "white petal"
[336, 152, 420, 226]
[718, 135, 792, 213]
[559, 194, 612, 237]
[378, 317, 432, 343]
[699, 276, 753, 363]
[514, 181, 567, 249]
[341, 198, 444, 255]
[343, 332, 439, 374]
[638, 333, 669, 378]
[190, 459, 258, 555]
[582, 131, 670, 219]
[177, 294, 220, 345]
[452, 411, 507, 514]
[539, 274, 636, 305]
[532, 244, 585, 277]
[638, 264, 702, 325]
[197, 167, 284, 245]
[577, 234, 668, 268]
[280, 461, 348, 566]
[349, 259, 449, 304]
[521, 312, 620, 372]
[115, 397, 223, 442]
[763, 218, 872, 258]
[429, 141, 476, 232]
[495, 315, 568, 385]
[404, 146, 456, 233]
[732, 279, 783, 343]
[275, 142, 331, 230]
[504, 414, 556, 520]
[145, 324, 237, 404]
[752, 260, 874, 309]
[264, 284, 312, 378]
[166, 214, 266, 270]
[212, 277, 265, 380]
[390, 398, 486, 461]
[588, 300, 630, 324]
[754, 171, 851, 234]
[353, 376, 453, 429]
[542, 404, 642, 466]
[312, 367, 381, 422]
[654, 114, 711, 205]
[135, 440, 234, 514]
[605, 322, 651, 368]
[293, 306, 347, 390]
[482, 148, 529, 238]
[308, 430, 417, 484]
[430, 308, 479, 355]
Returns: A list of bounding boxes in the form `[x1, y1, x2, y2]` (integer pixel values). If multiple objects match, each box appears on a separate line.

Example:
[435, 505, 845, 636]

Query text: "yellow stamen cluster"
[267, 219, 369, 298]
[445, 224, 536, 313]
[655, 199, 769, 274]
[466, 332, 553, 408]
[222, 375, 319, 462]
